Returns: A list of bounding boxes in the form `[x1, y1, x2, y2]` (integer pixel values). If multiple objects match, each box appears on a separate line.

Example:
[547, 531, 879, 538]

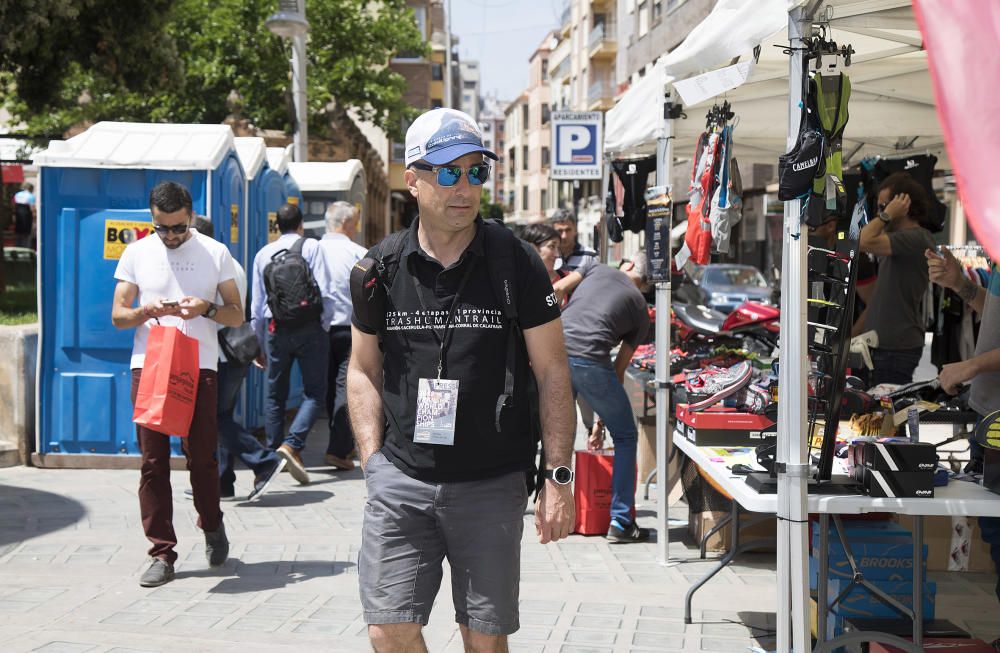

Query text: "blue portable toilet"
[33, 122, 245, 458]
[266, 146, 303, 215]
[233, 137, 304, 430]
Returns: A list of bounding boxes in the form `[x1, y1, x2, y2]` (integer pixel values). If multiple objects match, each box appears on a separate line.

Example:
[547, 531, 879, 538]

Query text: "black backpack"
[263, 237, 323, 328]
[350, 219, 547, 496]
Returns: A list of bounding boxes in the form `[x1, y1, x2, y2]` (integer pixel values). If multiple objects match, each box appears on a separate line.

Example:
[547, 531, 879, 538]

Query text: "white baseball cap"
[404, 108, 499, 167]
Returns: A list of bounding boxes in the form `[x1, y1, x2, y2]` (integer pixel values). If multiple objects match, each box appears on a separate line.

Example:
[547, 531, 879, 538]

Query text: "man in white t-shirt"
[111, 181, 244, 588]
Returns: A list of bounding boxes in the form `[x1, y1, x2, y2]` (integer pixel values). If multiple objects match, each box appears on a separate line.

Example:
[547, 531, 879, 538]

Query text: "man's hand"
[883, 193, 910, 221]
[587, 420, 606, 451]
[146, 299, 182, 319]
[939, 360, 976, 395]
[534, 481, 574, 544]
[177, 296, 210, 320]
[253, 353, 267, 369]
[925, 247, 964, 292]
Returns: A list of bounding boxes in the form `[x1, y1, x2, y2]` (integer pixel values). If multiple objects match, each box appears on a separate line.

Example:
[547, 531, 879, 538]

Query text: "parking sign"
[551, 112, 603, 179]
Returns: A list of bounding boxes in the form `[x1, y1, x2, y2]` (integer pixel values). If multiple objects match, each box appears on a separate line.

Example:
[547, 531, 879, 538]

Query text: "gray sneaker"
[204, 522, 229, 567]
[139, 558, 175, 587]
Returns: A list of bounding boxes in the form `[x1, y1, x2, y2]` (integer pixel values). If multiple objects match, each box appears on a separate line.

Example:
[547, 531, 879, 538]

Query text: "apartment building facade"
[478, 93, 507, 206]
[503, 34, 554, 223]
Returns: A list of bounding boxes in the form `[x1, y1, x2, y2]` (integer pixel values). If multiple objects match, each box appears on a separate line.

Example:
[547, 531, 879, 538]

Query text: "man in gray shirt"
[927, 247, 1000, 609]
[860, 172, 936, 386]
[561, 254, 650, 543]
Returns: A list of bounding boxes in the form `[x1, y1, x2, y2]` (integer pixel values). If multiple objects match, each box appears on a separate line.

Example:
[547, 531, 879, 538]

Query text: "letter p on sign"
[557, 125, 596, 165]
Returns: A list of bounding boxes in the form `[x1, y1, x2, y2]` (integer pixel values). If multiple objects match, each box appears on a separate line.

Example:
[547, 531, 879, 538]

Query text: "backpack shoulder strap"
[482, 219, 523, 432]
[482, 219, 518, 320]
[289, 236, 307, 254]
[375, 229, 409, 291]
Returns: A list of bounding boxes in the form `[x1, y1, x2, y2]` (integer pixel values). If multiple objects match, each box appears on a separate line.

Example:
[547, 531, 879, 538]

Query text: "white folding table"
[673, 431, 1000, 652]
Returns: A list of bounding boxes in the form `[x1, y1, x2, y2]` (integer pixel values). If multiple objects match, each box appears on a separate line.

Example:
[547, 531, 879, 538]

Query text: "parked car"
[676, 264, 775, 314]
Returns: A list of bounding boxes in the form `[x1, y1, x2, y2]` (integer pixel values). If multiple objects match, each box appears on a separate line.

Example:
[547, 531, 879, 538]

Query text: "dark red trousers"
[131, 369, 222, 564]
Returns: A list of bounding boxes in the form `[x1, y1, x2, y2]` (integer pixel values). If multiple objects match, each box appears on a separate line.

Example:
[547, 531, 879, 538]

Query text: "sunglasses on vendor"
[410, 162, 491, 187]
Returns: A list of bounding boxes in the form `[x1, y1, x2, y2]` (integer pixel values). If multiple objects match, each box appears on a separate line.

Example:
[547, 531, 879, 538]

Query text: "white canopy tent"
[603, 2, 941, 651]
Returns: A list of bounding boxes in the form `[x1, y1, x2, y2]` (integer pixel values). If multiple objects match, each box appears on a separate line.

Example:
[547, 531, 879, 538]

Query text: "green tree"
[480, 187, 505, 222]
[2, 0, 426, 140]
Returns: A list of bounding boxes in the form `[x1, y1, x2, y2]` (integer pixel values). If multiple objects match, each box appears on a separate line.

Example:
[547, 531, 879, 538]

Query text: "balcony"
[587, 80, 615, 111]
[551, 55, 571, 82]
[560, 3, 572, 37]
[591, 0, 613, 9]
[588, 23, 617, 61]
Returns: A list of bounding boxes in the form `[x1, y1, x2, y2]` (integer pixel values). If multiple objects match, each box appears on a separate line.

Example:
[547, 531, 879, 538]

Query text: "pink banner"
[913, 0, 1000, 260]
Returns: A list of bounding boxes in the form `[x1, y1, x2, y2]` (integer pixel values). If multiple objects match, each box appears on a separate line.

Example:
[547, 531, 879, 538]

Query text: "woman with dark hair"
[519, 222, 589, 308]
[858, 171, 936, 386]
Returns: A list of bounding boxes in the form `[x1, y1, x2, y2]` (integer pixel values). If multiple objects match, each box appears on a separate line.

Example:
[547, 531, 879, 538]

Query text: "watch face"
[553, 466, 573, 484]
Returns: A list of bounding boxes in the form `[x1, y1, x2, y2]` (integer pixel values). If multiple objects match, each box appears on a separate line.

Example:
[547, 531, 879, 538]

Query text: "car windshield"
[704, 267, 767, 288]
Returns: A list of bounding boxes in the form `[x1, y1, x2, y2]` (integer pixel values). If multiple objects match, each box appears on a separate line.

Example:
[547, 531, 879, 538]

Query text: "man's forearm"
[957, 278, 987, 314]
[536, 363, 575, 468]
[969, 347, 1000, 377]
[112, 305, 149, 330]
[347, 365, 385, 465]
[215, 302, 244, 328]
[859, 218, 886, 252]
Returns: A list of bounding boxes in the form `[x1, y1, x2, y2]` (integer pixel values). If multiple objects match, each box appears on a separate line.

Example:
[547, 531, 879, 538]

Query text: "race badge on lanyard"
[410, 257, 476, 447]
[414, 378, 460, 445]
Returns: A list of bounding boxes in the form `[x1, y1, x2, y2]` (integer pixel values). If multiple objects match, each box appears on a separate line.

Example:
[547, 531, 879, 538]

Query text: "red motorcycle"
[671, 300, 780, 356]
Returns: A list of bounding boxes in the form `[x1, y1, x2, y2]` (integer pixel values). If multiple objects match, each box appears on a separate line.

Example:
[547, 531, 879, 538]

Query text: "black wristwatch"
[203, 302, 218, 319]
[543, 466, 574, 485]
[878, 211, 892, 224]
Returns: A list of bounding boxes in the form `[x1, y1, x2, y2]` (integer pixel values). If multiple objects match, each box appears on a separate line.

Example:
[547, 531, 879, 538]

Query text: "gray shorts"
[359, 449, 529, 635]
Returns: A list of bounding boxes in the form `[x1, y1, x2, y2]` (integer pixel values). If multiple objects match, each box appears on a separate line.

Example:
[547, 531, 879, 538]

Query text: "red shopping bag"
[132, 325, 200, 437]
[573, 449, 637, 535]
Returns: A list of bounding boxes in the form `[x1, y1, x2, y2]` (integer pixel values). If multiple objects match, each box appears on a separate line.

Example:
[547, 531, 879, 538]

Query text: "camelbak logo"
[792, 157, 818, 172]
[904, 159, 918, 170]
[916, 463, 934, 470]
[859, 557, 912, 568]
[915, 489, 932, 496]
[503, 279, 511, 305]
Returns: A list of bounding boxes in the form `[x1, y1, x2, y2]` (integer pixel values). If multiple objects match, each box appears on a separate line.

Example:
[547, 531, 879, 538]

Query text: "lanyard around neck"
[411, 257, 476, 378]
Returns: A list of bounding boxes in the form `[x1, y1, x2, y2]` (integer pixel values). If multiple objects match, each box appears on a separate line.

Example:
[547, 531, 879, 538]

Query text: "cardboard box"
[894, 515, 996, 573]
[675, 404, 776, 447]
[637, 416, 684, 506]
[688, 506, 776, 553]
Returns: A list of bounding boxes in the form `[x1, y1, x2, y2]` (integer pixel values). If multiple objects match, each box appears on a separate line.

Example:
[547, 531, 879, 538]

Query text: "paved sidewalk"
[1, 435, 997, 652]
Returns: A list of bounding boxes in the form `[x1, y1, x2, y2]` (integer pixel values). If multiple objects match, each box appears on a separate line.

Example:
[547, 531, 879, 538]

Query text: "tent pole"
[777, 7, 812, 653]
[655, 91, 674, 566]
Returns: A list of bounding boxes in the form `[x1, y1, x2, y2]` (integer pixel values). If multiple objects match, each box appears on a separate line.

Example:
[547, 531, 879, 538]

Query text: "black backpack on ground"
[263, 237, 323, 328]
[350, 219, 547, 497]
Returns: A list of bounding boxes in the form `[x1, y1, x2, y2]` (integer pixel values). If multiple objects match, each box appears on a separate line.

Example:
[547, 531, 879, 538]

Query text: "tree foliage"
[1, 0, 427, 140]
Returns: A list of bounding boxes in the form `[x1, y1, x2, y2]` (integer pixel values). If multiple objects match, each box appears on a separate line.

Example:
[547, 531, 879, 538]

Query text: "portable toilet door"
[287, 160, 366, 243]
[237, 138, 293, 430]
[33, 122, 244, 459]
[266, 146, 302, 233]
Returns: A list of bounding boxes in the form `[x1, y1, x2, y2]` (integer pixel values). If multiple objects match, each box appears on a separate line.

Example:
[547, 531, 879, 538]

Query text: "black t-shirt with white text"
[353, 217, 562, 482]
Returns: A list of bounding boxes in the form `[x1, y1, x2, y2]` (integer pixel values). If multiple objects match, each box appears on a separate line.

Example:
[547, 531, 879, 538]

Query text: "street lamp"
[266, 0, 309, 162]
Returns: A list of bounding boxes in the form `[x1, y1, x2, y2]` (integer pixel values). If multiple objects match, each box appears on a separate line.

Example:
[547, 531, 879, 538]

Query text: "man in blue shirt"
[250, 203, 332, 485]
[317, 201, 367, 470]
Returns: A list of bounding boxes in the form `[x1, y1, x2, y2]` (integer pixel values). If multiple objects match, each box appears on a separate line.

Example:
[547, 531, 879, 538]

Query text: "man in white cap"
[348, 108, 576, 652]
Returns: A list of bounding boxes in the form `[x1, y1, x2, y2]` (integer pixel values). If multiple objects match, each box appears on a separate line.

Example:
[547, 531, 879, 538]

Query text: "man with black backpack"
[251, 202, 331, 485]
[348, 108, 576, 653]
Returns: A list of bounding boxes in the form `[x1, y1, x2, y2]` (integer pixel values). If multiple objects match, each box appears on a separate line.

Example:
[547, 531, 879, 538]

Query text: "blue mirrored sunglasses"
[411, 162, 491, 187]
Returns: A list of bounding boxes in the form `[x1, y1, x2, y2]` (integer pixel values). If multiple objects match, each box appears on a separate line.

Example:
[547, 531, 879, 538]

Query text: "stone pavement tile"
[163, 614, 221, 629]
[0, 601, 38, 614]
[564, 629, 616, 645]
[7, 588, 67, 602]
[226, 617, 284, 632]
[147, 586, 197, 600]
[106, 648, 160, 653]
[323, 594, 363, 608]
[518, 599, 565, 613]
[558, 645, 612, 653]
[638, 606, 684, 620]
[632, 632, 686, 649]
[522, 572, 563, 583]
[508, 644, 545, 653]
[510, 626, 551, 641]
[700, 636, 754, 651]
[570, 615, 621, 630]
[99, 612, 158, 626]
[292, 620, 352, 635]
[520, 612, 561, 627]
[185, 601, 241, 616]
[124, 599, 181, 613]
[636, 618, 686, 634]
[577, 603, 625, 615]
[29, 644, 95, 653]
[309, 606, 361, 621]
[699, 620, 753, 636]
[571, 573, 615, 583]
